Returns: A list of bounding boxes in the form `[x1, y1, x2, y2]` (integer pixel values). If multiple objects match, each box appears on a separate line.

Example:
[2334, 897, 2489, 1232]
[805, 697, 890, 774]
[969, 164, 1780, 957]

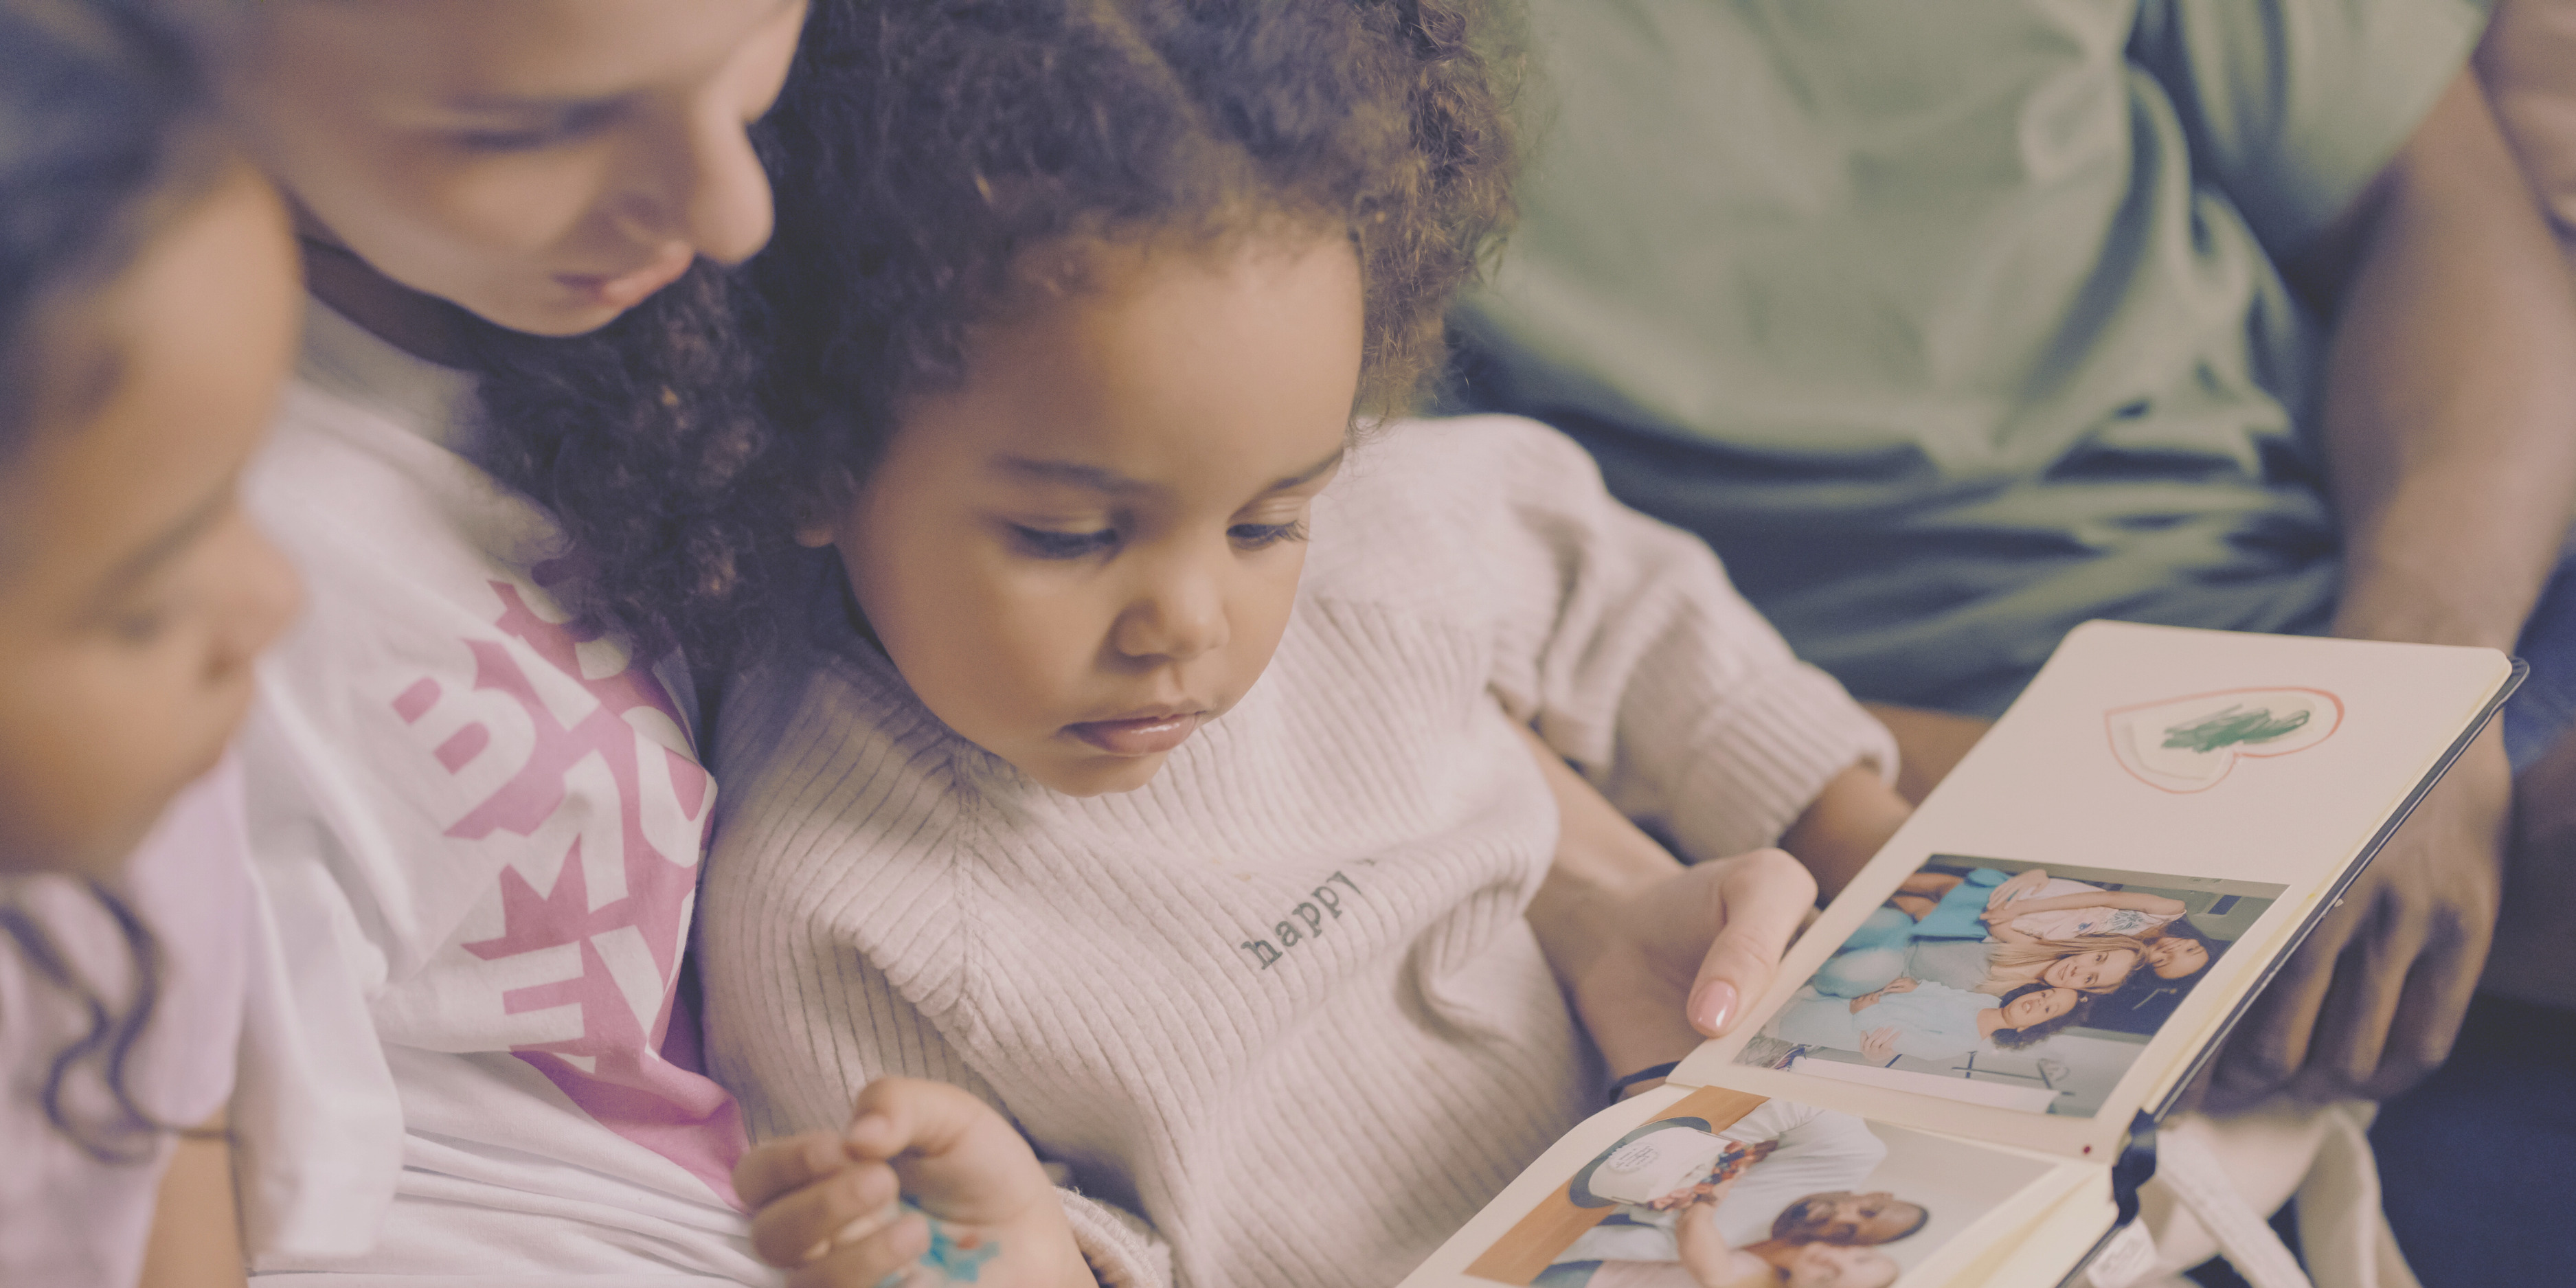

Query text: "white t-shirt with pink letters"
[231, 302, 768, 1284]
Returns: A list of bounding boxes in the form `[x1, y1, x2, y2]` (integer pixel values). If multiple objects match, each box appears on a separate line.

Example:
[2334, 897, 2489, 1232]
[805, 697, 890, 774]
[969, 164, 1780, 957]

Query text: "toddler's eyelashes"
[1228, 520, 1308, 550]
[1007, 526, 1118, 560]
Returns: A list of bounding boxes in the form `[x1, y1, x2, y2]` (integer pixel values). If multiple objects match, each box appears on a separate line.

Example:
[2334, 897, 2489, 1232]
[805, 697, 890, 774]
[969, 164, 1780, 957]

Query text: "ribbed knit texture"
[699, 416, 1897, 1287]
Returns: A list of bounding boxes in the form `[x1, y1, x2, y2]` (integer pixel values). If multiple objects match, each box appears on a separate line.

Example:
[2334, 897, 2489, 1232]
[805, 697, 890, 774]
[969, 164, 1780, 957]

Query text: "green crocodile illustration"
[2161, 703, 2311, 754]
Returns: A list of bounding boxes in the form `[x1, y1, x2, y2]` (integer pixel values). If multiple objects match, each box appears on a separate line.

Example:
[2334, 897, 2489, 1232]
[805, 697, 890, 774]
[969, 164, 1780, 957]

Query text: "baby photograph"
[1734, 855, 2285, 1117]
[1460, 1086, 2059, 1288]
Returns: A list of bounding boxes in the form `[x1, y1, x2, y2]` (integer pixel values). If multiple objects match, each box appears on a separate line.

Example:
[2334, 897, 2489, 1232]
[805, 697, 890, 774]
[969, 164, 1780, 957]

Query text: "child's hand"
[734, 1078, 1096, 1287]
[1880, 977, 1918, 994]
[1857, 1026, 1900, 1063]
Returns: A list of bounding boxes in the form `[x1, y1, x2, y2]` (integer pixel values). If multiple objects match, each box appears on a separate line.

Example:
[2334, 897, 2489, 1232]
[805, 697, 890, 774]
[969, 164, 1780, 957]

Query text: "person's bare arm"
[2472, 0, 2576, 1015]
[1517, 727, 1835, 1086]
[138, 1114, 244, 1288]
[1776, 762, 1913, 901]
[1670, 1201, 1738, 1287]
[2218, 67, 2576, 1105]
[1986, 890, 2187, 919]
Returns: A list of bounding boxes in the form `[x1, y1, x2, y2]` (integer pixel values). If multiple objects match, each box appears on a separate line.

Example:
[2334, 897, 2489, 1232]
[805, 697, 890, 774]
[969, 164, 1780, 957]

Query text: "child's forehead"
[890, 234, 1362, 497]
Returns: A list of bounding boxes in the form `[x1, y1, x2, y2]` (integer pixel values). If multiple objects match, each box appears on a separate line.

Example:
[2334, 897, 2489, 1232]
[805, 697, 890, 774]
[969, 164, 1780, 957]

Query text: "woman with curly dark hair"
[688, 3, 1910, 1285]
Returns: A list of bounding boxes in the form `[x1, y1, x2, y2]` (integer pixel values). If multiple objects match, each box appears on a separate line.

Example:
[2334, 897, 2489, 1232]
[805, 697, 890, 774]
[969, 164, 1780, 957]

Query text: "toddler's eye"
[1009, 526, 1118, 560]
[1229, 520, 1309, 551]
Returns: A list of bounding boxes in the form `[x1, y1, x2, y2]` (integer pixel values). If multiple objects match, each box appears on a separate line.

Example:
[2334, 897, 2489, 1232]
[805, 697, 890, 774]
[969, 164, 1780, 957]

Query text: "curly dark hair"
[1989, 980, 2091, 1050]
[0, 0, 223, 464]
[473, 0, 1517, 668]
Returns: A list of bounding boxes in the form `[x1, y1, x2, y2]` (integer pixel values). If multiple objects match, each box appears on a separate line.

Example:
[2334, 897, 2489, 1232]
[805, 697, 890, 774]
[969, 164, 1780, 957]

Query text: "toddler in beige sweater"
[708, 3, 1910, 1285]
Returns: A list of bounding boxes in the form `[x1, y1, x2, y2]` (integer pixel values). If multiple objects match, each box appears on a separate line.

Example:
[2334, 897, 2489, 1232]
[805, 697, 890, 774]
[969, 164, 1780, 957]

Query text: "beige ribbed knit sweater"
[698, 415, 1896, 1287]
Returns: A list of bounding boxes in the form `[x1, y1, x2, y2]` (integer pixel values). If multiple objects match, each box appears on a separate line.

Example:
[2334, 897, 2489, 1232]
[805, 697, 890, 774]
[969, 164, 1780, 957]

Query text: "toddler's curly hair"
[473, 0, 1517, 666]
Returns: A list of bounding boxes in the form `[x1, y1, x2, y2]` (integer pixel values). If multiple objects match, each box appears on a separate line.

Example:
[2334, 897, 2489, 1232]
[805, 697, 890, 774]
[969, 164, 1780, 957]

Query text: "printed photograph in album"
[1734, 855, 2281, 1116]
[1457, 1087, 2061, 1288]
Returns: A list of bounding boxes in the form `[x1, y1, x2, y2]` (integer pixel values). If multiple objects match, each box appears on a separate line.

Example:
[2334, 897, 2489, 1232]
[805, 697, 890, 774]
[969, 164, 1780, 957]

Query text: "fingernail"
[1689, 981, 1738, 1035]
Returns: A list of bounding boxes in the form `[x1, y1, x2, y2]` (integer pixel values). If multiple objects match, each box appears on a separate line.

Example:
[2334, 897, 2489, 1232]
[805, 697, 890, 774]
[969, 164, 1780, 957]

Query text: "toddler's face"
[0, 168, 304, 874]
[2147, 935, 2208, 979]
[811, 236, 1362, 795]
[2001, 985, 2079, 1030]
[219, 0, 806, 335]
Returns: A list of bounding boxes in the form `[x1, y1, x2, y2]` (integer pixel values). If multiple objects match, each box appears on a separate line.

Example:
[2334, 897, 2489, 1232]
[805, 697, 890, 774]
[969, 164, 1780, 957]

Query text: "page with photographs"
[1399, 1083, 2092, 1288]
[1671, 622, 2517, 1160]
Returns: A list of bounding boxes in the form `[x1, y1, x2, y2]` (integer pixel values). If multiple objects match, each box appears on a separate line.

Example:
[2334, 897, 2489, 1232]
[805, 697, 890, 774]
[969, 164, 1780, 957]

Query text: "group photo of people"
[1460, 1089, 2055, 1288]
[8, 0, 2576, 1285]
[1741, 857, 2281, 1116]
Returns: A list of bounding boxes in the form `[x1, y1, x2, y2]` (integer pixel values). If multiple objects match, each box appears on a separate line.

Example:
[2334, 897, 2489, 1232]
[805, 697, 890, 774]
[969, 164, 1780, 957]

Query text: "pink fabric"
[1, 763, 251, 1288]
[417, 574, 741, 1206]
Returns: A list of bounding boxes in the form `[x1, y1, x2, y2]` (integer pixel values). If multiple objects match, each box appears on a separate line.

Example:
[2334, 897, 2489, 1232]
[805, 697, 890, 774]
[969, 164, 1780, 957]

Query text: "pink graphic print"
[398, 575, 746, 1206]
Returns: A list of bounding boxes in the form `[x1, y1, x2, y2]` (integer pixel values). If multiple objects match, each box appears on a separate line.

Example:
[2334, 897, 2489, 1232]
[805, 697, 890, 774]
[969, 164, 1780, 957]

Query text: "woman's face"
[1787, 1243, 1901, 1288]
[2042, 947, 2139, 993]
[2147, 935, 2209, 979]
[218, 0, 806, 335]
[2000, 985, 2079, 1030]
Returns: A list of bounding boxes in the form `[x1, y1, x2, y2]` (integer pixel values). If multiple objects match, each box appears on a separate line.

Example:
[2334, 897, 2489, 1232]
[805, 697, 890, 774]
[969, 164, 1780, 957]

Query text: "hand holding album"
[1399, 623, 2520, 1288]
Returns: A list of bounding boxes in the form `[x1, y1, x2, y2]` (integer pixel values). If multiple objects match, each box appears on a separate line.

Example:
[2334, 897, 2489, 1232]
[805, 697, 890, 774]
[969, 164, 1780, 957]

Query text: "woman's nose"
[620, 109, 776, 267]
[672, 114, 774, 264]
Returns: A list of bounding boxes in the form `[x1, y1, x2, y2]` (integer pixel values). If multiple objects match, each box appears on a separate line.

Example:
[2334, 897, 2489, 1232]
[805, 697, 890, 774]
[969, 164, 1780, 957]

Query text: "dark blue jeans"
[2371, 552, 2576, 1288]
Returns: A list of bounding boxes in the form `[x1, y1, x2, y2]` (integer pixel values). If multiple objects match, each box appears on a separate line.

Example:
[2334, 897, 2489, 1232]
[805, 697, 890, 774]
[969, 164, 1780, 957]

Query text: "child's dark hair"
[475, 0, 1519, 667]
[2149, 916, 2223, 978]
[0, 0, 224, 464]
[0, 0, 221, 1163]
[1989, 982, 2090, 1050]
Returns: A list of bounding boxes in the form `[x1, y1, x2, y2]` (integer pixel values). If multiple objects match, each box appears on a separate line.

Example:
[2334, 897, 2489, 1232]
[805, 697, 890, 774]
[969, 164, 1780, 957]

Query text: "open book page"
[1673, 622, 2516, 1160]
[1399, 1083, 2091, 1288]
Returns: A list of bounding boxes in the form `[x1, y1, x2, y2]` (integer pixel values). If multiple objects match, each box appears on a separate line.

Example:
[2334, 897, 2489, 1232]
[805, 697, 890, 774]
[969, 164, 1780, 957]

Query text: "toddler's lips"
[1066, 712, 1202, 756]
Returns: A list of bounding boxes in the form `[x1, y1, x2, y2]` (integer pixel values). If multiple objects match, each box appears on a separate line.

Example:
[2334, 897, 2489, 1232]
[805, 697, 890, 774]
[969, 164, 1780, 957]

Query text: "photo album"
[1399, 622, 2522, 1288]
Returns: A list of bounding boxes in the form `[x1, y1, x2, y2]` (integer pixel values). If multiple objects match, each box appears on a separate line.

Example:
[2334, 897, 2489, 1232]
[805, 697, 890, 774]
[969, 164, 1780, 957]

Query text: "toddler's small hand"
[734, 1077, 1095, 1287]
[1858, 1026, 1900, 1063]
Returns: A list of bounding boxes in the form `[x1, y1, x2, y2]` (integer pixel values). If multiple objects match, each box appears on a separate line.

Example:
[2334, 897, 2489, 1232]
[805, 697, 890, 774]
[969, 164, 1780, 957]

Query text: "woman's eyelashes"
[449, 103, 620, 154]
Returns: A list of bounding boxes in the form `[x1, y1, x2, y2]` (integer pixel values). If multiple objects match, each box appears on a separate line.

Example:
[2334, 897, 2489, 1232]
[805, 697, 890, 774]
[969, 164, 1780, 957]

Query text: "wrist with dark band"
[1607, 1061, 1680, 1103]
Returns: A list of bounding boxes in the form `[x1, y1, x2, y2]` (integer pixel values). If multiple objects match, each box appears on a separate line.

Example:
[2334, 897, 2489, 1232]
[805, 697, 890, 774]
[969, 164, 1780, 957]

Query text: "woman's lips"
[556, 247, 694, 310]
[1065, 712, 1203, 756]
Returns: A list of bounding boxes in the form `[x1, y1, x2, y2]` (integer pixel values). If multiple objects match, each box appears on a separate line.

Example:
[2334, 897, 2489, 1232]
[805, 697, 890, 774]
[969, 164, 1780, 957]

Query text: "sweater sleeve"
[1454, 415, 1898, 861]
[1059, 1188, 1175, 1287]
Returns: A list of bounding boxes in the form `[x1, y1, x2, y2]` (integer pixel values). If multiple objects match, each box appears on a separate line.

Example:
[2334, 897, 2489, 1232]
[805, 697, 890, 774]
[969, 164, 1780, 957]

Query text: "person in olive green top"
[1454, 0, 2576, 1109]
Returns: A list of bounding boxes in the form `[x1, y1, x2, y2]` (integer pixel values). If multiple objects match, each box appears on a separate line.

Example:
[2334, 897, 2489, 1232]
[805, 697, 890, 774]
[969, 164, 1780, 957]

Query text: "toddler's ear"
[793, 468, 861, 548]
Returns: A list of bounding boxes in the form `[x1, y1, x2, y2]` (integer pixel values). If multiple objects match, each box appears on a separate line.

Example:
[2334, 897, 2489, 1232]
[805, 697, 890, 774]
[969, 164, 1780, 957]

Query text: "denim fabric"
[2505, 550, 2576, 771]
[2371, 995, 2576, 1287]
